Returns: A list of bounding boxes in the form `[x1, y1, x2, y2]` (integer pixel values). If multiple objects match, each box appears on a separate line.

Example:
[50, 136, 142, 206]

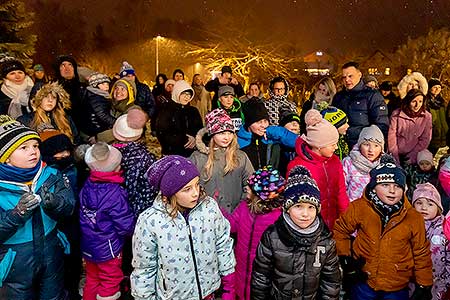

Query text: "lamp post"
[156, 35, 161, 76]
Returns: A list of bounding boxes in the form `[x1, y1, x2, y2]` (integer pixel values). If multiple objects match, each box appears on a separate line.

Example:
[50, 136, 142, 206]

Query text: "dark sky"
[61, 0, 450, 54]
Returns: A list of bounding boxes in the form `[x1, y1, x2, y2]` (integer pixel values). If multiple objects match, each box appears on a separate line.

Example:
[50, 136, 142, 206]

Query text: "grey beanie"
[357, 125, 384, 148]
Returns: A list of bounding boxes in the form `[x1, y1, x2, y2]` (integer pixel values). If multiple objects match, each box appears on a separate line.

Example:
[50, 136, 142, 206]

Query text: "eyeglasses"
[273, 88, 285, 92]
[180, 92, 192, 97]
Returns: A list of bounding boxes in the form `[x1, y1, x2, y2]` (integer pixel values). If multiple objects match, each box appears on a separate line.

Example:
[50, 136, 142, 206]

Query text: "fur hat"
[147, 155, 200, 198]
[119, 61, 135, 78]
[171, 80, 194, 104]
[303, 109, 339, 148]
[397, 72, 428, 99]
[417, 149, 434, 165]
[84, 142, 122, 172]
[113, 107, 148, 142]
[218, 85, 235, 98]
[317, 102, 348, 129]
[164, 79, 176, 89]
[88, 72, 110, 88]
[0, 58, 25, 79]
[283, 166, 321, 211]
[247, 166, 286, 201]
[412, 183, 443, 212]
[368, 154, 406, 190]
[0, 115, 41, 163]
[243, 97, 269, 130]
[32, 82, 71, 111]
[357, 125, 385, 149]
[205, 108, 235, 136]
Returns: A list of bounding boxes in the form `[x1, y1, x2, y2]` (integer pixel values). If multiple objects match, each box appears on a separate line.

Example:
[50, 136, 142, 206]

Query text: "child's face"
[418, 160, 433, 172]
[97, 82, 110, 92]
[173, 176, 200, 209]
[317, 143, 338, 158]
[337, 123, 349, 135]
[40, 93, 57, 112]
[374, 183, 403, 205]
[288, 202, 318, 229]
[284, 121, 300, 135]
[360, 141, 382, 162]
[248, 119, 269, 137]
[53, 150, 70, 160]
[219, 95, 234, 109]
[213, 131, 234, 148]
[413, 197, 439, 220]
[7, 139, 40, 169]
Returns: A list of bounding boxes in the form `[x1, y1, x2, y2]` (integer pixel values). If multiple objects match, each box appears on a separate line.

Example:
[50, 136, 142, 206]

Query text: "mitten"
[14, 192, 40, 219]
[40, 185, 57, 209]
[339, 255, 367, 293]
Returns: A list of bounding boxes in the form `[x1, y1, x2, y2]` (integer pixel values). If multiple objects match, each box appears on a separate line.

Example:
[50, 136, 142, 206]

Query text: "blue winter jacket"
[332, 80, 389, 149]
[237, 125, 298, 149]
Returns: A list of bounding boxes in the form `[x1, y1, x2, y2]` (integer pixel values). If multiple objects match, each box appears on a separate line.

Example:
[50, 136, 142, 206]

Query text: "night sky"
[60, 0, 450, 53]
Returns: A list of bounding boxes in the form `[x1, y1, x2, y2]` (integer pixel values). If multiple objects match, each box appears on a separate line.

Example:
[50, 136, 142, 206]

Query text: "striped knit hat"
[0, 115, 41, 163]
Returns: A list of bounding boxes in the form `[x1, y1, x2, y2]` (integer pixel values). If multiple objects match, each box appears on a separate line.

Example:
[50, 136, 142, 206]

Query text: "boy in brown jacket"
[334, 154, 433, 300]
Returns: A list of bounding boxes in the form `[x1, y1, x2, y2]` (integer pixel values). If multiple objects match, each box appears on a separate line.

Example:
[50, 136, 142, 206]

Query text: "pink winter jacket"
[388, 109, 432, 164]
[223, 200, 281, 300]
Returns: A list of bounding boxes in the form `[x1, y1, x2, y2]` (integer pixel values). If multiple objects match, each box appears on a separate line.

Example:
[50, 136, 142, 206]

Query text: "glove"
[14, 192, 40, 219]
[410, 284, 432, 300]
[339, 255, 368, 294]
[40, 185, 57, 210]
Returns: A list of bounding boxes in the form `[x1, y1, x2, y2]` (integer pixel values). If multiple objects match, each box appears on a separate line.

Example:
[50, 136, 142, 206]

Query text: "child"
[318, 102, 350, 160]
[80, 142, 135, 300]
[287, 109, 349, 230]
[342, 125, 384, 201]
[334, 154, 433, 300]
[405, 149, 437, 199]
[216, 86, 245, 130]
[251, 166, 341, 300]
[412, 183, 450, 300]
[224, 165, 285, 300]
[131, 155, 235, 300]
[0, 115, 74, 298]
[277, 110, 301, 176]
[438, 157, 450, 214]
[190, 108, 254, 213]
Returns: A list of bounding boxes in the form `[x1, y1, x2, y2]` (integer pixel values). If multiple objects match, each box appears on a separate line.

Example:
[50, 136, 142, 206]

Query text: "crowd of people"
[0, 54, 449, 300]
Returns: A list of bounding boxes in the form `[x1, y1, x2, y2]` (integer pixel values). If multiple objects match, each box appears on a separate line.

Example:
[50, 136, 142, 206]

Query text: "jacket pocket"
[0, 248, 16, 287]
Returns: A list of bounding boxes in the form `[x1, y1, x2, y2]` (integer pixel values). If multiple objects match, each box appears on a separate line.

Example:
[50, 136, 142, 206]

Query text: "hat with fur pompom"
[302, 109, 339, 148]
[113, 107, 148, 142]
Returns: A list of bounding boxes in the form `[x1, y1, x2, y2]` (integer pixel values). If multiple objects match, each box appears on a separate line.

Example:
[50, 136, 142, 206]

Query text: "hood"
[195, 127, 210, 154]
[171, 80, 195, 104]
[53, 54, 80, 82]
[32, 82, 71, 111]
[295, 137, 330, 164]
[397, 72, 428, 99]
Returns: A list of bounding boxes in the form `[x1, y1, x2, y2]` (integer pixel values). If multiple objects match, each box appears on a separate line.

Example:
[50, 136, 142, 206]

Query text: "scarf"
[0, 160, 42, 183]
[348, 147, 380, 174]
[1, 77, 34, 119]
[368, 189, 404, 227]
[268, 90, 288, 102]
[283, 211, 320, 235]
[87, 86, 111, 98]
[89, 170, 124, 184]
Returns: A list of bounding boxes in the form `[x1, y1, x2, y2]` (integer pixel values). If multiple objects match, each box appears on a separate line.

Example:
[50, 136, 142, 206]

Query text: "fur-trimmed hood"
[31, 82, 71, 110]
[195, 127, 209, 154]
[397, 72, 428, 99]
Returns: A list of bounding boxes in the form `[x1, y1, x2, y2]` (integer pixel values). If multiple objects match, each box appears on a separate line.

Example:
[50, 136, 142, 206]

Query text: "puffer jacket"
[79, 171, 135, 263]
[78, 87, 116, 136]
[251, 215, 341, 300]
[223, 201, 281, 300]
[131, 194, 235, 300]
[189, 128, 254, 213]
[332, 80, 389, 149]
[287, 138, 349, 229]
[135, 80, 156, 118]
[333, 193, 433, 292]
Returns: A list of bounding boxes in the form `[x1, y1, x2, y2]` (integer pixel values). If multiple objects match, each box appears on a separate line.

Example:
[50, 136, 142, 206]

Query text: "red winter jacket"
[287, 137, 349, 230]
[223, 200, 281, 300]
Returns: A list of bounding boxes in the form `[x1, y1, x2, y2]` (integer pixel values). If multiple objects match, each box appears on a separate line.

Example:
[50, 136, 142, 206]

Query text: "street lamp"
[155, 35, 162, 75]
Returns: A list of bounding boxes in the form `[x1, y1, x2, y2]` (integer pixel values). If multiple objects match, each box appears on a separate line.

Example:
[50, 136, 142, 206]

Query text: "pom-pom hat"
[302, 109, 339, 148]
[113, 107, 148, 142]
[283, 166, 321, 211]
[84, 142, 122, 172]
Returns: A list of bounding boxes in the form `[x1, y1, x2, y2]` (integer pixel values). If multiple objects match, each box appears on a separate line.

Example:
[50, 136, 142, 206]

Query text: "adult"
[205, 65, 245, 109]
[29, 64, 48, 100]
[172, 68, 185, 81]
[426, 78, 449, 155]
[332, 61, 389, 149]
[154, 80, 203, 157]
[191, 74, 211, 121]
[0, 58, 34, 118]
[110, 77, 137, 118]
[397, 71, 428, 100]
[152, 73, 167, 98]
[379, 81, 401, 118]
[156, 79, 175, 109]
[388, 89, 432, 165]
[239, 82, 265, 103]
[300, 77, 336, 134]
[264, 76, 297, 125]
[119, 61, 156, 118]
[363, 74, 379, 89]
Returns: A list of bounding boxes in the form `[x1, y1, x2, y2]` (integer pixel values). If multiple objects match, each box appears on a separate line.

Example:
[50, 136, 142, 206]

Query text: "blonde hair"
[312, 77, 337, 100]
[31, 83, 73, 141]
[161, 187, 206, 219]
[204, 133, 239, 181]
[246, 190, 282, 215]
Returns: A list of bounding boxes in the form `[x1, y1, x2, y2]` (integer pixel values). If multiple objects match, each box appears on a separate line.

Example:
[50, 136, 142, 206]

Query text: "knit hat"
[84, 142, 122, 172]
[357, 125, 385, 148]
[88, 72, 110, 88]
[147, 155, 200, 198]
[247, 166, 286, 201]
[33, 64, 44, 72]
[283, 166, 321, 211]
[0, 58, 25, 78]
[412, 183, 443, 212]
[218, 85, 235, 98]
[428, 78, 441, 89]
[303, 109, 339, 148]
[113, 107, 148, 142]
[417, 149, 434, 164]
[205, 108, 235, 136]
[317, 102, 348, 129]
[165, 79, 176, 89]
[221, 66, 232, 74]
[279, 110, 301, 128]
[243, 97, 269, 130]
[368, 154, 406, 190]
[119, 61, 135, 78]
[111, 78, 136, 104]
[39, 130, 73, 161]
[364, 75, 378, 86]
[0, 115, 41, 163]
[379, 81, 393, 92]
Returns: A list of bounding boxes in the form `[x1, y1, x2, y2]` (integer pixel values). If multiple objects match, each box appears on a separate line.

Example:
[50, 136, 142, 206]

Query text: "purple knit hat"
[147, 155, 200, 197]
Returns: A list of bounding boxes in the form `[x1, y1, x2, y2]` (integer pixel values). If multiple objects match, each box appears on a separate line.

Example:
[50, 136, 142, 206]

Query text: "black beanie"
[428, 78, 441, 89]
[243, 97, 269, 130]
[40, 132, 73, 163]
[1, 59, 25, 79]
[279, 111, 301, 128]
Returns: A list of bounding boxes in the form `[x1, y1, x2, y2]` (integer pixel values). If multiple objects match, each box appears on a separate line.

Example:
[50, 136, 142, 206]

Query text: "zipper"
[186, 218, 203, 300]
[244, 215, 257, 300]
[160, 264, 167, 290]
[256, 139, 262, 168]
[108, 239, 115, 258]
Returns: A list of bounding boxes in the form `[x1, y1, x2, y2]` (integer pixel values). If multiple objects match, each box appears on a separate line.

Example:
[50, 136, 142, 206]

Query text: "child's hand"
[410, 284, 432, 300]
[41, 186, 57, 209]
[15, 192, 40, 218]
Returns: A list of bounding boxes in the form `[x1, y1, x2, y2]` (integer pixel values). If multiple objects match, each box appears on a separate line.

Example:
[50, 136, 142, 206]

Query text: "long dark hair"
[401, 88, 426, 118]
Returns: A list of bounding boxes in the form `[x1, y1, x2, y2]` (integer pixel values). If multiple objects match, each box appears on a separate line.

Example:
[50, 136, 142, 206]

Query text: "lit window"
[316, 51, 323, 56]
[385, 68, 390, 75]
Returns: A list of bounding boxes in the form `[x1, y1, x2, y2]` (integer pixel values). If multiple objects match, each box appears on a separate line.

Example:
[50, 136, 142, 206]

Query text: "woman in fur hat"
[397, 71, 428, 100]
